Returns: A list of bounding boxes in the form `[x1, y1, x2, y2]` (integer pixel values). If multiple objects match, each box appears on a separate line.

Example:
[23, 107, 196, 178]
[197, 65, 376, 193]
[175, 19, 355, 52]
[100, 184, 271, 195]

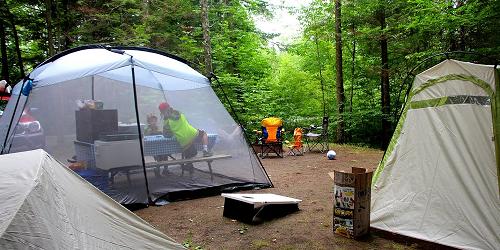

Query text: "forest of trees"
[1, 0, 499, 147]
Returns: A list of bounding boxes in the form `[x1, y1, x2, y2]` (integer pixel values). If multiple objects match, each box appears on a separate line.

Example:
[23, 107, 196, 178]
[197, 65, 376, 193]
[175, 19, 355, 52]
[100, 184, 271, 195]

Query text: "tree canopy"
[1, 0, 499, 147]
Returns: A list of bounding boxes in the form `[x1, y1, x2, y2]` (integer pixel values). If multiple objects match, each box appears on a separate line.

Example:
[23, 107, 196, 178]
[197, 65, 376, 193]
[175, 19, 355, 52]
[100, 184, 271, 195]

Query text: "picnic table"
[139, 134, 230, 182]
[142, 134, 217, 156]
[75, 134, 231, 182]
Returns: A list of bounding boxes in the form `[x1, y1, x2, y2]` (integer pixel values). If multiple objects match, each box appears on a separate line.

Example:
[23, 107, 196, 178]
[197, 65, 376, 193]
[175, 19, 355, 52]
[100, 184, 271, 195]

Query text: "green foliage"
[182, 232, 204, 250]
[268, 53, 322, 118]
[251, 239, 271, 249]
[1, 0, 499, 147]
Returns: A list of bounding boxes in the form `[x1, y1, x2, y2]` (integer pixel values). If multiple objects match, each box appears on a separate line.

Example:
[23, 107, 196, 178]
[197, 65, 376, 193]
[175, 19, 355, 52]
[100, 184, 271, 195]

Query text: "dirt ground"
[135, 145, 417, 250]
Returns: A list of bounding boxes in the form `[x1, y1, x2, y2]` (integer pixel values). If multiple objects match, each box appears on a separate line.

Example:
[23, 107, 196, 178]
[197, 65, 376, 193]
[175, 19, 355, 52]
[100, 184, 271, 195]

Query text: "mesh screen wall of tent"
[0, 45, 272, 205]
[371, 59, 500, 250]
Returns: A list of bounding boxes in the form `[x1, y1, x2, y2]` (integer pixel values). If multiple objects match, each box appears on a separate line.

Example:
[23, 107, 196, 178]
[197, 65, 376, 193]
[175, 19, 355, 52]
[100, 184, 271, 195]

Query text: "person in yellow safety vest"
[158, 102, 212, 158]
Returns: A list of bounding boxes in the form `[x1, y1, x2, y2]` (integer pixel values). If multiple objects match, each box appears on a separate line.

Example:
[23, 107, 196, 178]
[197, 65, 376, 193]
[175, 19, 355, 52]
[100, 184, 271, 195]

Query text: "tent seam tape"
[373, 73, 496, 185]
[49, 155, 181, 244]
[412, 74, 494, 98]
[1, 150, 46, 238]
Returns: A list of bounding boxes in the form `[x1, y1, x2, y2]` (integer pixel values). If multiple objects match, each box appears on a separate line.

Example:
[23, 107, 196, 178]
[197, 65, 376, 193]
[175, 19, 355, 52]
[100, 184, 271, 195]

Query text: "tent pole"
[130, 59, 153, 205]
[209, 74, 249, 139]
[210, 73, 274, 187]
[1, 78, 29, 155]
[493, 65, 500, 197]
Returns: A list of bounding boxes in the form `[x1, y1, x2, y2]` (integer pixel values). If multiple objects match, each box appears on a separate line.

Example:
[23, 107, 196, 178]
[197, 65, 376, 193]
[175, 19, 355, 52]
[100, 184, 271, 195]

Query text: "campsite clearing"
[136, 145, 419, 249]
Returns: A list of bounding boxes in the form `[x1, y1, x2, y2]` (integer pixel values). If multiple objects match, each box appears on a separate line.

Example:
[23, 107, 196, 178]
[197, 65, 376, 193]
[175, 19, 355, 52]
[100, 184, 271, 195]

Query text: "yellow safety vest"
[164, 113, 198, 148]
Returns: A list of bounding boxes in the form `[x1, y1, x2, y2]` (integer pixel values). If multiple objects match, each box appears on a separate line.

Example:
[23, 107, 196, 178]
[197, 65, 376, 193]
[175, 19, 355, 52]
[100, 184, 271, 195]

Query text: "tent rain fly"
[371, 59, 500, 250]
[0, 149, 185, 249]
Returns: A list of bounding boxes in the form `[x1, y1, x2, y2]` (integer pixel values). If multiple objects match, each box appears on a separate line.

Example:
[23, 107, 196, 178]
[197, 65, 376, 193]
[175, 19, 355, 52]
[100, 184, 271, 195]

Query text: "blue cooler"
[76, 168, 109, 193]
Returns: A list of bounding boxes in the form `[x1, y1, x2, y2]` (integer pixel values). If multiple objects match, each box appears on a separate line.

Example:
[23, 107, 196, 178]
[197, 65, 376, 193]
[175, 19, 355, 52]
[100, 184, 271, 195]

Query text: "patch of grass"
[329, 143, 380, 152]
[238, 225, 249, 234]
[251, 239, 270, 249]
[182, 232, 204, 250]
[391, 242, 410, 250]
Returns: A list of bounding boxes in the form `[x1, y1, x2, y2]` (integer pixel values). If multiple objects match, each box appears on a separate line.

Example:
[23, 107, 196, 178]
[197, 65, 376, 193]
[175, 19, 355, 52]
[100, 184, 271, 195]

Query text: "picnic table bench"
[109, 154, 232, 183]
[75, 134, 227, 183]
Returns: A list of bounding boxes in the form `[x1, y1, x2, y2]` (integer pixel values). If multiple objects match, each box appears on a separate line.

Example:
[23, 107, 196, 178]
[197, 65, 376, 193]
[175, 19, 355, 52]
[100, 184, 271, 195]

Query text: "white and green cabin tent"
[371, 59, 500, 250]
[0, 149, 184, 249]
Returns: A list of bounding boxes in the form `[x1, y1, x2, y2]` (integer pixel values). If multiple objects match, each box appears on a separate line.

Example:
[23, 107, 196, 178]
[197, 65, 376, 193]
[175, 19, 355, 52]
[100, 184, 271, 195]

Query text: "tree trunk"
[142, 0, 150, 40]
[7, 16, 24, 79]
[143, 0, 149, 18]
[314, 35, 326, 116]
[334, 0, 346, 143]
[379, 9, 391, 148]
[0, 21, 9, 84]
[349, 24, 356, 113]
[60, 0, 74, 50]
[45, 0, 55, 56]
[200, 0, 213, 76]
[456, 0, 466, 51]
[1, 0, 23, 80]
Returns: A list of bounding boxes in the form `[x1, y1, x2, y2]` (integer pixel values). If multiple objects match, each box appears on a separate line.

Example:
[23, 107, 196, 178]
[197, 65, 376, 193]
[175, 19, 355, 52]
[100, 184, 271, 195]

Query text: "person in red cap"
[158, 101, 212, 158]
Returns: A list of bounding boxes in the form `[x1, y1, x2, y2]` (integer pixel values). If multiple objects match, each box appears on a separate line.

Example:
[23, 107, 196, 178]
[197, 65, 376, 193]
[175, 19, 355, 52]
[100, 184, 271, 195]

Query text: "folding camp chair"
[256, 117, 284, 158]
[287, 128, 304, 156]
[305, 117, 329, 153]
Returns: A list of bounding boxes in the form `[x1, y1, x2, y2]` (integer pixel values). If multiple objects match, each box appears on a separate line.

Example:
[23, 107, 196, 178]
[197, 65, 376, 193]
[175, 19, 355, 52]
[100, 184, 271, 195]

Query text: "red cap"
[158, 102, 170, 111]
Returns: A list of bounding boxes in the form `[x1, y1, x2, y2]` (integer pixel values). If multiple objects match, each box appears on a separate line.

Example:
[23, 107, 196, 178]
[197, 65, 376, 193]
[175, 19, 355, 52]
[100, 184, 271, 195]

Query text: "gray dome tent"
[0, 149, 184, 249]
[0, 45, 272, 205]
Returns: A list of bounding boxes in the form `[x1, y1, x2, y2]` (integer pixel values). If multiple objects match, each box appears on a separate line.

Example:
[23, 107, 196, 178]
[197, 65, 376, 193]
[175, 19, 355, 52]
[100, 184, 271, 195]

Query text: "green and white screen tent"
[371, 59, 500, 250]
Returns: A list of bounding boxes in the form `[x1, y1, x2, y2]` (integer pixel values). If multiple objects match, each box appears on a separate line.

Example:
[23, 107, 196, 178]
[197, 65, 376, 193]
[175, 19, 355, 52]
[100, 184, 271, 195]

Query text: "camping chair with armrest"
[257, 117, 284, 158]
[305, 116, 329, 153]
[287, 128, 304, 156]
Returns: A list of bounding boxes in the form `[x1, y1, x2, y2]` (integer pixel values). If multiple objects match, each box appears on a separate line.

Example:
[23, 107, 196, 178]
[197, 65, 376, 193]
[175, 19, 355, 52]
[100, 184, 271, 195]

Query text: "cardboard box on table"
[329, 167, 372, 238]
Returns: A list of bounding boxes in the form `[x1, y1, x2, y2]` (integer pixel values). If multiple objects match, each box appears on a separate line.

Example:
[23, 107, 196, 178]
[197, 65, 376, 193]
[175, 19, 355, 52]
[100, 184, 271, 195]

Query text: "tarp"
[0, 149, 184, 249]
[371, 59, 500, 250]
